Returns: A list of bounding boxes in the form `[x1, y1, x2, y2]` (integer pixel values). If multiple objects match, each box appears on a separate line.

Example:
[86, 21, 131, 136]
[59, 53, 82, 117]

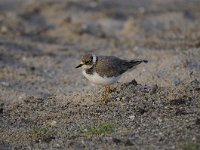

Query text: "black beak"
[75, 64, 83, 68]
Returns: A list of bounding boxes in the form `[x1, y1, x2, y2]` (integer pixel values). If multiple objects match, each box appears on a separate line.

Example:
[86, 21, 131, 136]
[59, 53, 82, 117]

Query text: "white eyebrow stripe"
[92, 54, 97, 63]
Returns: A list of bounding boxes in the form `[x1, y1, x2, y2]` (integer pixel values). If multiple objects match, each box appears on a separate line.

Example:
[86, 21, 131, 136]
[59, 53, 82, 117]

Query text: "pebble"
[54, 143, 61, 148]
[151, 84, 158, 94]
[116, 97, 121, 101]
[1, 26, 8, 34]
[128, 115, 135, 120]
[192, 137, 196, 141]
[0, 81, 9, 87]
[157, 117, 162, 122]
[50, 120, 57, 127]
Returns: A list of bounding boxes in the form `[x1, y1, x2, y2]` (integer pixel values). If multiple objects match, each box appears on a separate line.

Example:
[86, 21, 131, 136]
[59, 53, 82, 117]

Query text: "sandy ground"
[0, 0, 200, 149]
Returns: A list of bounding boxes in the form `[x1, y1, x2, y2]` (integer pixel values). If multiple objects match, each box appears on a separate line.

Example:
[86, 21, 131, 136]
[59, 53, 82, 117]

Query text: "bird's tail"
[127, 59, 148, 69]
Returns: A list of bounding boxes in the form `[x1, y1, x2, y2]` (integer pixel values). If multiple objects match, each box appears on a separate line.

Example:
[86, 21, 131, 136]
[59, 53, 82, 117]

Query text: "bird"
[76, 54, 148, 104]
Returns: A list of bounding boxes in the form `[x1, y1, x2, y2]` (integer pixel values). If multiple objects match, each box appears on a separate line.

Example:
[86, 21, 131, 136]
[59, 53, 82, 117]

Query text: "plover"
[76, 54, 148, 104]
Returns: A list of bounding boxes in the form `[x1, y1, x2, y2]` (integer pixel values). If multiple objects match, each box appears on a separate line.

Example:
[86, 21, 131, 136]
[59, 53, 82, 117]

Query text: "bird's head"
[76, 54, 96, 69]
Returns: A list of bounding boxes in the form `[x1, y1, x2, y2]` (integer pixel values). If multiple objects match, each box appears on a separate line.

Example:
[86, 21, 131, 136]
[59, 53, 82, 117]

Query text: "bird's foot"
[99, 86, 111, 105]
[100, 94, 109, 105]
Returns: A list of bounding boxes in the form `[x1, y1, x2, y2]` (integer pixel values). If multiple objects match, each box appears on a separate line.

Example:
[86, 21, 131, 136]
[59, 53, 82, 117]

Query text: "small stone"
[50, 120, 57, 126]
[127, 79, 138, 86]
[1, 26, 8, 34]
[18, 94, 26, 100]
[22, 57, 27, 61]
[128, 115, 135, 120]
[192, 137, 196, 141]
[116, 97, 120, 101]
[54, 143, 61, 148]
[151, 84, 158, 94]
[0, 81, 9, 87]
[159, 132, 163, 136]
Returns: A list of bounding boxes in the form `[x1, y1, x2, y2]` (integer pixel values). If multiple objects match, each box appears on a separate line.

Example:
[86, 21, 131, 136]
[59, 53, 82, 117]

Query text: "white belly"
[82, 70, 120, 85]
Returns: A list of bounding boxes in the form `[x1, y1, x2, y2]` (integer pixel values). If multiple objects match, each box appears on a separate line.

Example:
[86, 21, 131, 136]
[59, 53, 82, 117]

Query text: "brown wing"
[95, 56, 129, 77]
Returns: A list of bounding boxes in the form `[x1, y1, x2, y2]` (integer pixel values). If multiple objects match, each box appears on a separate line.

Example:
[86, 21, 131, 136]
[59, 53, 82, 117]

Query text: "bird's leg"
[100, 86, 111, 105]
